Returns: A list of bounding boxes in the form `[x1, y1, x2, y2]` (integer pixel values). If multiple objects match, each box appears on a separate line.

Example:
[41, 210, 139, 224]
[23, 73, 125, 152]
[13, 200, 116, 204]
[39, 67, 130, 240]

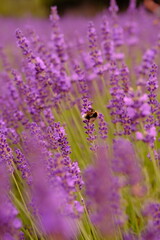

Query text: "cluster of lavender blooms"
[0, 0, 160, 239]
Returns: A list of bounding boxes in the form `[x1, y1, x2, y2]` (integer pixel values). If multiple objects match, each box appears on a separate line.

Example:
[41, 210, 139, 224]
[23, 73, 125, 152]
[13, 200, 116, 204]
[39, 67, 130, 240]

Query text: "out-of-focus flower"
[101, 17, 114, 62]
[50, 6, 68, 64]
[0, 163, 22, 239]
[23, 133, 80, 239]
[84, 145, 125, 237]
[113, 138, 145, 196]
[142, 202, 160, 239]
[88, 21, 103, 75]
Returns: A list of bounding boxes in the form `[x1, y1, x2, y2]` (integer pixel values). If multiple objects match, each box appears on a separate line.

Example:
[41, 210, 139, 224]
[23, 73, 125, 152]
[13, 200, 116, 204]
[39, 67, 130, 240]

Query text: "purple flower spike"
[147, 64, 158, 113]
[15, 28, 32, 58]
[138, 48, 157, 84]
[88, 21, 103, 75]
[84, 120, 97, 151]
[84, 145, 125, 237]
[142, 202, 160, 239]
[113, 138, 145, 196]
[109, 0, 119, 20]
[120, 64, 130, 94]
[129, 0, 136, 12]
[0, 163, 22, 239]
[14, 148, 32, 185]
[50, 6, 68, 64]
[0, 131, 14, 173]
[101, 17, 114, 62]
[98, 113, 108, 140]
[23, 134, 78, 239]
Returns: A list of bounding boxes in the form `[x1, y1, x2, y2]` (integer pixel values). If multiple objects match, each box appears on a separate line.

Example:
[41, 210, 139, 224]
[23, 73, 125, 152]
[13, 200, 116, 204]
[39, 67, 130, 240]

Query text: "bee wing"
[82, 114, 87, 120]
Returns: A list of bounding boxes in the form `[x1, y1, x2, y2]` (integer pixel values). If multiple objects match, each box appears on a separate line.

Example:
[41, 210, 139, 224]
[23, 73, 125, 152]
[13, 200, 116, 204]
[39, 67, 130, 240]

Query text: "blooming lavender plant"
[23, 133, 78, 239]
[84, 145, 125, 238]
[0, 1, 160, 239]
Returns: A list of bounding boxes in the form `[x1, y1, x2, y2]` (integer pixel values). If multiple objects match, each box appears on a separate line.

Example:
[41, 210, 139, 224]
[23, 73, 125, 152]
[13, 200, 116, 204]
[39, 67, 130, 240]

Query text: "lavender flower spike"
[50, 6, 68, 63]
[98, 113, 108, 140]
[0, 163, 22, 239]
[0, 131, 14, 173]
[109, 0, 119, 21]
[24, 133, 77, 240]
[84, 145, 125, 237]
[113, 138, 145, 197]
[88, 21, 103, 75]
[147, 63, 158, 112]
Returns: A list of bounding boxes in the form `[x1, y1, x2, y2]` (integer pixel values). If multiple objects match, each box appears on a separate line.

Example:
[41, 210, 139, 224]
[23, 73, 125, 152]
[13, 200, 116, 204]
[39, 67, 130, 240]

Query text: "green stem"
[12, 174, 40, 240]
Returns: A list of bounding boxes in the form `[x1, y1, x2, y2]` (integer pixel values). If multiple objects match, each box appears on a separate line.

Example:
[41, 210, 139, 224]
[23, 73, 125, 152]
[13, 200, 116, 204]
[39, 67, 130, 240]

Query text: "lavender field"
[0, 0, 160, 239]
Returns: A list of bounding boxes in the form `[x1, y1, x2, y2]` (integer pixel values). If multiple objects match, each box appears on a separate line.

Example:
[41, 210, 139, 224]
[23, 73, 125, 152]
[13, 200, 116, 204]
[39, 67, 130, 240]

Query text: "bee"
[82, 108, 98, 123]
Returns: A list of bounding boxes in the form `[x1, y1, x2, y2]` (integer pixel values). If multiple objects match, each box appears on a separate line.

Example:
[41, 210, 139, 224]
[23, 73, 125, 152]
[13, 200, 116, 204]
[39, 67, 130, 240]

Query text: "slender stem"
[12, 174, 40, 240]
